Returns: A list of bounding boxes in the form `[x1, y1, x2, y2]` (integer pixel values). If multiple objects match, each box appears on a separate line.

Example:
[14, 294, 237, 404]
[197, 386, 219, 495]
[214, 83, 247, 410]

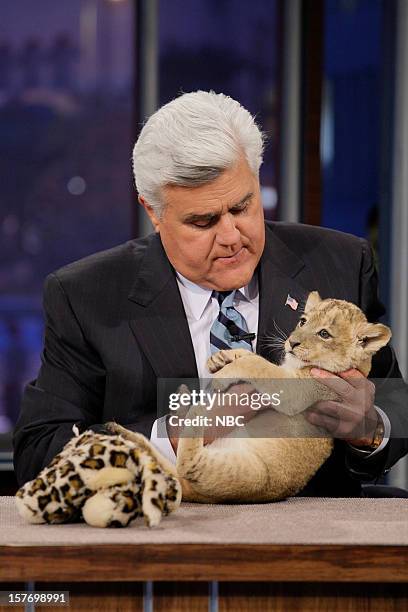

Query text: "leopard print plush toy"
[15, 427, 181, 528]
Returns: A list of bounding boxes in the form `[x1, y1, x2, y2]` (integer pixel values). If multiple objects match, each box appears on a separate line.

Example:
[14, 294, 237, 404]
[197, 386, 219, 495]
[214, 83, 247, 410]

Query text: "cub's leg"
[177, 448, 269, 503]
[177, 437, 269, 503]
[174, 403, 269, 503]
[207, 348, 251, 373]
[210, 353, 288, 393]
[105, 422, 150, 447]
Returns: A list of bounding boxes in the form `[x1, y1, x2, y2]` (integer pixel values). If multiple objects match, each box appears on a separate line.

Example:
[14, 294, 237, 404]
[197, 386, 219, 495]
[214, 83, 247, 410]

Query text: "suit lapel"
[257, 225, 310, 364]
[127, 234, 198, 379]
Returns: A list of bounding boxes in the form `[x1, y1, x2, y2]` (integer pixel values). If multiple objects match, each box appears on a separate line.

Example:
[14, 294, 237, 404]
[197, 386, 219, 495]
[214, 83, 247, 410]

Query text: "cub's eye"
[318, 329, 331, 339]
[298, 317, 307, 327]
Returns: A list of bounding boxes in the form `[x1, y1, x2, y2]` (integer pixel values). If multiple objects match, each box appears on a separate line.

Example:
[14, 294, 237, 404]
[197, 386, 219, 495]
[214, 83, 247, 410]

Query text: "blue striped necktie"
[210, 290, 254, 354]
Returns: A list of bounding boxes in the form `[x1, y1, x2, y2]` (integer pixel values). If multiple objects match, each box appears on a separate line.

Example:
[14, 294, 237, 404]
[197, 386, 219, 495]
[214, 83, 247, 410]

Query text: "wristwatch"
[348, 416, 385, 455]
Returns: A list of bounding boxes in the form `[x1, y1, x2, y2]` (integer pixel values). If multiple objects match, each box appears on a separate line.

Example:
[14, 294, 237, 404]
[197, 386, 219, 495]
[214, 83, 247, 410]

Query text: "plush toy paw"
[82, 482, 142, 528]
[16, 429, 182, 528]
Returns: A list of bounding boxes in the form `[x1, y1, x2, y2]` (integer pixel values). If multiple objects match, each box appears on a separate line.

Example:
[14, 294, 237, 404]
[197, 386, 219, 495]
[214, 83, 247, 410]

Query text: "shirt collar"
[176, 272, 258, 322]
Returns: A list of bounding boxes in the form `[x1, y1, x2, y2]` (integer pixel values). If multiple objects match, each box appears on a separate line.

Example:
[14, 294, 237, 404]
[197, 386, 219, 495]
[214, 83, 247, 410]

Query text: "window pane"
[0, 0, 135, 440]
[321, 0, 382, 240]
[159, 0, 281, 218]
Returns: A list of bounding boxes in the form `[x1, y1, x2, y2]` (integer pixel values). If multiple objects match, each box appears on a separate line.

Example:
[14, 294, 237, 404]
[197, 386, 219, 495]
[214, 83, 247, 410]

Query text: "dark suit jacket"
[13, 222, 408, 492]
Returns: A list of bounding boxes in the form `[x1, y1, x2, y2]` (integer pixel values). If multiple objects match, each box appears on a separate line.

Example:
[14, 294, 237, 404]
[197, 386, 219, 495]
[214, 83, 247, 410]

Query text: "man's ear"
[304, 291, 322, 314]
[357, 322, 392, 354]
[138, 196, 160, 233]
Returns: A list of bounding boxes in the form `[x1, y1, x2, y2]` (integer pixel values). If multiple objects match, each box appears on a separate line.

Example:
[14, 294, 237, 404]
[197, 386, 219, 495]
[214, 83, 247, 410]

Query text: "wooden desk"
[1, 497, 407, 611]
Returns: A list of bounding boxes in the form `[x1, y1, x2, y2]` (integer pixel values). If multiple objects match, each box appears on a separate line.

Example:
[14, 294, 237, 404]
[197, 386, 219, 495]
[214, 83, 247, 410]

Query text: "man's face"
[141, 158, 265, 291]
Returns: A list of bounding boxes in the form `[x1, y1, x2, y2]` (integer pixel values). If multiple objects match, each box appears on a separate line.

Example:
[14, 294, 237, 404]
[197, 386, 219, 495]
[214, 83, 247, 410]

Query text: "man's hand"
[305, 368, 379, 445]
[169, 383, 259, 453]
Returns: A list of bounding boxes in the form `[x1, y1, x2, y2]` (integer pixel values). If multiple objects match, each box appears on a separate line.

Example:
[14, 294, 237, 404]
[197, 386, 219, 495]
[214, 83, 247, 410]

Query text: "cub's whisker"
[272, 319, 288, 342]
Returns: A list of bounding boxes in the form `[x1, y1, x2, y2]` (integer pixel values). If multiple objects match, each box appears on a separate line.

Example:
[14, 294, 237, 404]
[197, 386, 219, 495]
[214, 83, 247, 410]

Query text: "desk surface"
[1, 496, 407, 582]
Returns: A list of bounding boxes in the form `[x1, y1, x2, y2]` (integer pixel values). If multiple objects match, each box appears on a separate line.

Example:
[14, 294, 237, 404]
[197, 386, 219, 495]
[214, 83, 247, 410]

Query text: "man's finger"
[310, 368, 354, 397]
[338, 368, 368, 389]
[307, 410, 361, 438]
[306, 410, 339, 434]
[310, 400, 359, 421]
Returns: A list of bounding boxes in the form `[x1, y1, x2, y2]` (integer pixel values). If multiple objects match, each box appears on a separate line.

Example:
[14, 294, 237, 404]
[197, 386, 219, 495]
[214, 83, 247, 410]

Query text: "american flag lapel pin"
[285, 294, 299, 311]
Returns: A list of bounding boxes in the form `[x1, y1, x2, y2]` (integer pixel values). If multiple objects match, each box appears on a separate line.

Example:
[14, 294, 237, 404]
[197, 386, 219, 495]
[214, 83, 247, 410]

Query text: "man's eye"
[192, 221, 210, 228]
[298, 317, 307, 327]
[231, 203, 248, 215]
[191, 219, 214, 228]
[318, 329, 331, 339]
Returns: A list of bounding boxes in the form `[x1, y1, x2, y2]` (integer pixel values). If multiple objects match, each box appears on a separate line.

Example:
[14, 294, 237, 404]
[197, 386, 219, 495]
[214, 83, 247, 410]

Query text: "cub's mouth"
[283, 351, 310, 367]
[286, 348, 310, 361]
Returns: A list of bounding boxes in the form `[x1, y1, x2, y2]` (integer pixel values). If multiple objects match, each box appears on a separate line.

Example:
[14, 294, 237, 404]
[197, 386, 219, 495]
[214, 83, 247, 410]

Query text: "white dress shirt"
[149, 274, 390, 464]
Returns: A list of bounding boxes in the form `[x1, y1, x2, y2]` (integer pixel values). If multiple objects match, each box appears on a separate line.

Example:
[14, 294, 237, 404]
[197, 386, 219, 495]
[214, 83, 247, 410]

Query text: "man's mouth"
[216, 247, 246, 263]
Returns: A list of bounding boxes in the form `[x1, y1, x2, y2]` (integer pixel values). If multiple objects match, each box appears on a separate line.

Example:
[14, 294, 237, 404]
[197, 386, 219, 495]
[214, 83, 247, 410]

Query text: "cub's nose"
[289, 340, 301, 349]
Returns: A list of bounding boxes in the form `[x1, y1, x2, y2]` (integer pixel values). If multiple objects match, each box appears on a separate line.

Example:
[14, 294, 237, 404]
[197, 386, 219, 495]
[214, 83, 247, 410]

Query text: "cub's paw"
[207, 349, 250, 373]
[103, 421, 120, 433]
[176, 384, 192, 404]
[105, 421, 135, 441]
[105, 421, 121, 434]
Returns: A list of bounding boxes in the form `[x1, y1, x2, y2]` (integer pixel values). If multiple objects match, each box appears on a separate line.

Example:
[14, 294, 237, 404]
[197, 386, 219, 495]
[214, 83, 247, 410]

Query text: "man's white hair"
[132, 90, 264, 216]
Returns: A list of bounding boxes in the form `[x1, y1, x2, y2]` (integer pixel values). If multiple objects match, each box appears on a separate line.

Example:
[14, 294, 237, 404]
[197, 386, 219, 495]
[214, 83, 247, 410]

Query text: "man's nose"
[215, 214, 241, 245]
[289, 340, 301, 349]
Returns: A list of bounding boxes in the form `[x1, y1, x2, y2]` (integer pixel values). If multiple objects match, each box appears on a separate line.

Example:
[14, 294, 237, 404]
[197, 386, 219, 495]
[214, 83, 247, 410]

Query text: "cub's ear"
[304, 291, 322, 314]
[357, 323, 392, 354]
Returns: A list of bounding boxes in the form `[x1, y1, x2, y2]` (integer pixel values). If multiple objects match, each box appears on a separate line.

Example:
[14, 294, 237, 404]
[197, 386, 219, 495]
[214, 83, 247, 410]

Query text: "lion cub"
[176, 291, 391, 503]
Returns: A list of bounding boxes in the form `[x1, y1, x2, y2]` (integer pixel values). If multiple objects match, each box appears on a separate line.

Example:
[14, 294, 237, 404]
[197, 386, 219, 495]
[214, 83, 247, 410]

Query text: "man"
[14, 91, 408, 495]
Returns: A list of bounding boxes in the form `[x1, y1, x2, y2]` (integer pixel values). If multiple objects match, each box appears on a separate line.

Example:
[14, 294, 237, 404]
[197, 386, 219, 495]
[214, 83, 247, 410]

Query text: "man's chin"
[210, 257, 258, 290]
[210, 269, 254, 291]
